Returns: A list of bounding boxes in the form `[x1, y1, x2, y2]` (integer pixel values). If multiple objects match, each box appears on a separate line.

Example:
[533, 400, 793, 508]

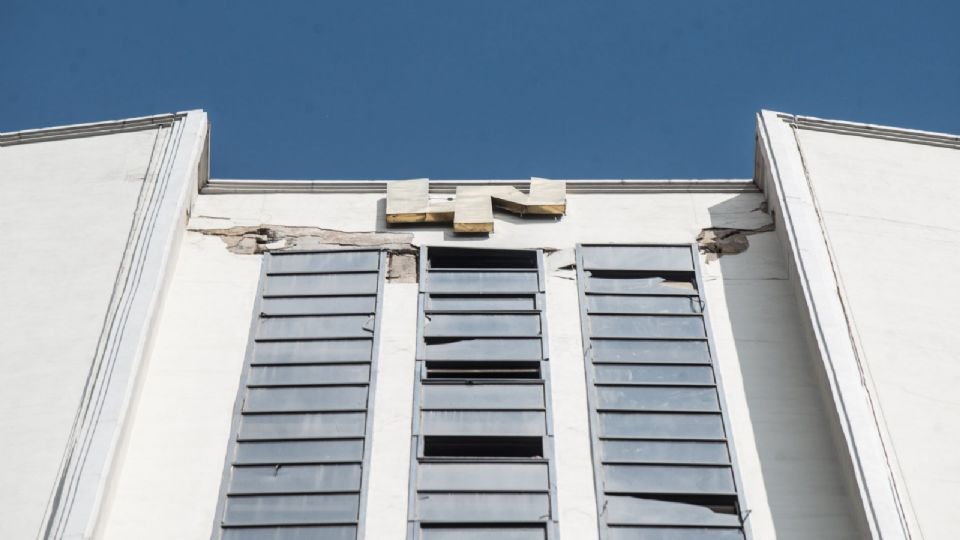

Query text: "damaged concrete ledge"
[189, 225, 419, 283]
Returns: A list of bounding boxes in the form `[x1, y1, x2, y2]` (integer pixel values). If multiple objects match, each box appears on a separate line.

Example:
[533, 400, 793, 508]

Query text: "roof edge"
[764, 109, 960, 149]
[202, 178, 757, 195]
[0, 110, 205, 146]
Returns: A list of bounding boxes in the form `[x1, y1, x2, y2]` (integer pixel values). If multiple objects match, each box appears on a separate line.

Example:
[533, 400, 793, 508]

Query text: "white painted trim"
[756, 110, 910, 539]
[202, 178, 758, 194]
[0, 111, 204, 146]
[37, 111, 208, 539]
[768, 109, 960, 149]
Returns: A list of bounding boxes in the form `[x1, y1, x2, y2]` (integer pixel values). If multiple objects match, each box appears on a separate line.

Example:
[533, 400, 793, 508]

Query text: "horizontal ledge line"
[202, 179, 758, 195]
[246, 383, 369, 388]
[254, 337, 374, 342]
[238, 437, 367, 443]
[582, 268, 696, 274]
[417, 357, 549, 363]
[592, 382, 716, 388]
[417, 458, 550, 464]
[261, 312, 376, 317]
[270, 248, 384, 254]
[421, 287, 543, 296]
[413, 519, 552, 525]
[598, 436, 728, 442]
[262, 294, 379, 299]
[424, 310, 543, 315]
[242, 409, 369, 414]
[427, 268, 539, 272]
[266, 270, 380, 276]
[246, 383, 371, 388]
[221, 522, 359, 528]
[603, 489, 739, 497]
[232, 460, 364, 466]
[264, 292, 377, 300]
[596, 410, 722, 415]
[420, 408, 546, 412]
[591, 362, 712, 366]
[601, 461, 733, 468]
[255, 336, 374, 341]
[588, 337, 708, 342]
[237, 436, 366, 442]
[584, 291, 699, 297]
[595, 408, 721, 414]
[586, 312, 703, 317]
[420, 380, 545, 386]
[415, 489, 550, 495]
[227, 490, 361, 497]
[604, 523, 742, 530]
[251, 362, 373, 367]
[250, 361, 372, 366]
[424, 335, 543, 339]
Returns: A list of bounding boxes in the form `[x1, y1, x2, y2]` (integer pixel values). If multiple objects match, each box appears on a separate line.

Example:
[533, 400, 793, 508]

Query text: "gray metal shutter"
[576, 244, 747, 540]
[408, 247, 558, 540]
[213, 250, 386, 540]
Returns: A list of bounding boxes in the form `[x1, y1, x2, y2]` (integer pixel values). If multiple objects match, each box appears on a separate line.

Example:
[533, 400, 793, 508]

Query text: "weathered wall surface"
[796, 128, 960, 538]
[0, 128, 165, 540]
[96, 234, 262, 539]
[98, 189, 861, 539]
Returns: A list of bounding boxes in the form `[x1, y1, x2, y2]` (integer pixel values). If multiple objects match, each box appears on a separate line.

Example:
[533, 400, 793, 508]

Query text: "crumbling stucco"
[697, 225, 775, 259]
[191, 225, 414, 254]
[386, 252, 418, 283]
[190, 225, 419, 282]
[698, 200, 775, 259]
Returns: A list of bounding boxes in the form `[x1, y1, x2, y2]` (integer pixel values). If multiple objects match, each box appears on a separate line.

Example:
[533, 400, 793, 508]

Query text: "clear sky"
[2, 1, 957, 179]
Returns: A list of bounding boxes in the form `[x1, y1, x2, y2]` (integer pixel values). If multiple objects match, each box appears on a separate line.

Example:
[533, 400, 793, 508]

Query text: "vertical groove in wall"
[407, 246, 560, 540]
[575, 244, 747, 540]
[211, 249, 386, 540]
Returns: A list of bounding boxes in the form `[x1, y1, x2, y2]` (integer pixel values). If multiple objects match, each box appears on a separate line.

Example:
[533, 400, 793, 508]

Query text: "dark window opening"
[425, 361, 541, 380]
[423, 436, 544, 458]
[428, 247, 538, 269]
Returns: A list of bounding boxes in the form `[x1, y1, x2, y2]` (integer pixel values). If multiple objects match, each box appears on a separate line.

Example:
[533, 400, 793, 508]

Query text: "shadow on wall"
[707, 194, 861, 540]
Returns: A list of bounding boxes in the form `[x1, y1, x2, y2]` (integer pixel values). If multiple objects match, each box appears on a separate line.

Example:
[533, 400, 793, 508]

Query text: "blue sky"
[2, 1, 957, 179]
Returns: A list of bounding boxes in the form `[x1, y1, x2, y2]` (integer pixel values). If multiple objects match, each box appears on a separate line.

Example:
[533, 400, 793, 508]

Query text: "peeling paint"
[190, 225, 415, 254]
[697, 223, 774, 259]
[387, 252, 418, 283]
[189, 224, 422, 282]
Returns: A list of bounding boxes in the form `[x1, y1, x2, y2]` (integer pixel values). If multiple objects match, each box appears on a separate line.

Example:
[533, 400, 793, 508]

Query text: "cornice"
[201, 178, 758, 195]
[0, 111, 194, 146]
[773, 111, 960, 150]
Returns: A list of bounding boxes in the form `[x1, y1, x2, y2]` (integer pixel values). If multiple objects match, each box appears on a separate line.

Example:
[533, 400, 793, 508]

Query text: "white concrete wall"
[363, 283, 418, 539]
[705, 231, 862, 539]
[99, 189, 861, 539]
[0, 128, 166, 540]
[796, 128, 960, 539]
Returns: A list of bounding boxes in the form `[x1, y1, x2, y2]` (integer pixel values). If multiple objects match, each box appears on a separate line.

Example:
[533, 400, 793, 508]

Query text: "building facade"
[1, 110, 958, 539]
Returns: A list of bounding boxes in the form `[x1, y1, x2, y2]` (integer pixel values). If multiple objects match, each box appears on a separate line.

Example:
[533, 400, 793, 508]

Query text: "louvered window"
[575, 244, 746, 540]
[213, 250, 386, 540]
[408, 247, 559, 540]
